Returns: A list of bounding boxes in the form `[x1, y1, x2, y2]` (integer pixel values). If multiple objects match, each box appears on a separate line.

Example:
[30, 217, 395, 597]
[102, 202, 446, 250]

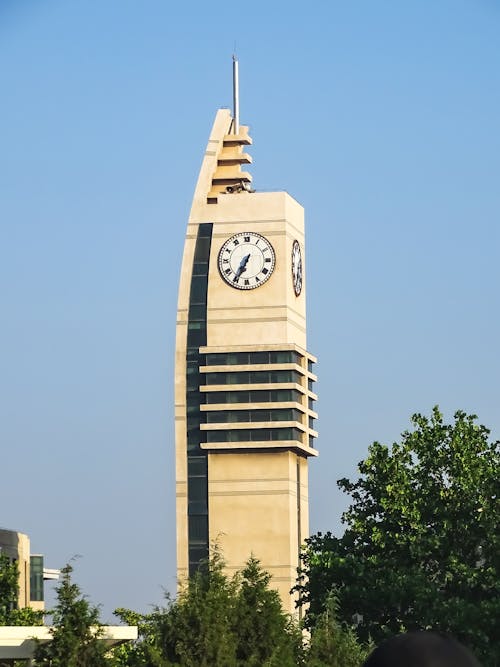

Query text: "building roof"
[0, 625, 138, 659]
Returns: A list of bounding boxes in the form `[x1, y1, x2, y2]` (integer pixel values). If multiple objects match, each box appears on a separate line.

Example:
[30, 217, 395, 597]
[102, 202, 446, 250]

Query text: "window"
[204, 408, 302, 424]
[204, 350, 302, 366]
[186, 222, 212, 575]
[188, 457, 207, 477]
[30, 556, 44, 602]
[188, 515, 208, 542]
[205, 427, 303, 443]
[204, 370, 302, 385]
[203, 389, 303, 404]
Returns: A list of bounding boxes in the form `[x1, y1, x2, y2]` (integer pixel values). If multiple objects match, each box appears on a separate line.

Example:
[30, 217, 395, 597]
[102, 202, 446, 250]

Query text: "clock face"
[218, 232, 276, 290]
[291, 240, 303, 296]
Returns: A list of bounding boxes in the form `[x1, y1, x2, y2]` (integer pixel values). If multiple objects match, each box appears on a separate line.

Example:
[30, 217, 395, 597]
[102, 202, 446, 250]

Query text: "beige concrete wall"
[207, 450, 308, 612]
[0, 529, 31, 609]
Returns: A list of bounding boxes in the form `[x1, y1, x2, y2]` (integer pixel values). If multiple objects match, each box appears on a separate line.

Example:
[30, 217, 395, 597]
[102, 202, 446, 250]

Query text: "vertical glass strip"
[186, 223, 212, 576]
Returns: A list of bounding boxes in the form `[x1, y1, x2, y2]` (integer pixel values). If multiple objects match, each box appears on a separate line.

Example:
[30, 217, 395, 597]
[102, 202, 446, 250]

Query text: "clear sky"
[1, 0, 499, 619]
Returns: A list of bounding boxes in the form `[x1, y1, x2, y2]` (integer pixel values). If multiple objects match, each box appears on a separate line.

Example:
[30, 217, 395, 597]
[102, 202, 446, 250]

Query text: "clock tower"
[175, 62, 318, 611]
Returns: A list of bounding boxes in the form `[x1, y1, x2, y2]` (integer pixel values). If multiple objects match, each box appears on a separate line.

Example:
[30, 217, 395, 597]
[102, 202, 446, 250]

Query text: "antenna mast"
[232, 54, 239, 135]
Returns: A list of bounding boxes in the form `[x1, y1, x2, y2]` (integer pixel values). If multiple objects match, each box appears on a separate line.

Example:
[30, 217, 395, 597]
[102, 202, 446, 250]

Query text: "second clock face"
[291, 240, 303, 296]
[218, 232, 276, 290]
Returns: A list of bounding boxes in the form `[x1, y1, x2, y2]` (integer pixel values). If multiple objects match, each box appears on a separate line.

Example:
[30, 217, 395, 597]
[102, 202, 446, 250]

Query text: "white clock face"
[218, 232, 276, 290]
[291, 240, 302, 296]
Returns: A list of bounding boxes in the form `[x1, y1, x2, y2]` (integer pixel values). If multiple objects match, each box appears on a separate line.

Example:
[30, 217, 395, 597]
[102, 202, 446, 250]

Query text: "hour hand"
[235, 253, 251, 278]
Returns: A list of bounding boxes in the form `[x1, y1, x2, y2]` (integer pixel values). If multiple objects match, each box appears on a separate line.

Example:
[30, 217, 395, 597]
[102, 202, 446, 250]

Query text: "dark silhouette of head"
[363, 631, 481, 667]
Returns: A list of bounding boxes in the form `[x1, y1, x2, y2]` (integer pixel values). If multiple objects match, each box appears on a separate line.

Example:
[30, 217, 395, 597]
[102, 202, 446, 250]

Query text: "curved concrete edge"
[0, 625, 138, 659]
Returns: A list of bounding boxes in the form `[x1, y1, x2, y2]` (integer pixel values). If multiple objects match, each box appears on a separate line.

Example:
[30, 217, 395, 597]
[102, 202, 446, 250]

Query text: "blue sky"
[1, 0, 499, 618]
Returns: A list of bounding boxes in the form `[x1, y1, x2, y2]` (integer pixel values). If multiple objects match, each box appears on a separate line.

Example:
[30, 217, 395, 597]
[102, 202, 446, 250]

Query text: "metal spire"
[232, 54, 239, 135]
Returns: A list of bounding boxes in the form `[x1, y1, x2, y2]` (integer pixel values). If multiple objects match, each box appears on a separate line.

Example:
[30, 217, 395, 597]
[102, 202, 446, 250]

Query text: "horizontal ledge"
[200, 441, 318, 457]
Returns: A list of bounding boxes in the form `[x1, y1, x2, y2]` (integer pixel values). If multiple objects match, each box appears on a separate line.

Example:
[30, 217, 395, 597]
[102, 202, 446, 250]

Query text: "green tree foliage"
[306, 593, 372, 667]
[0, 551, 44, 626]
[113, 552, 302, 667]
[32, 563, 109, 667]
[296, 408, 500, 666]
[0, 551, 19, 625]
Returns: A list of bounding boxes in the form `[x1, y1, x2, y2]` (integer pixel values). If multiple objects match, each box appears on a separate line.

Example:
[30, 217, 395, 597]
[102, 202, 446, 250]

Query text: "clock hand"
[235, 253, 251, 279]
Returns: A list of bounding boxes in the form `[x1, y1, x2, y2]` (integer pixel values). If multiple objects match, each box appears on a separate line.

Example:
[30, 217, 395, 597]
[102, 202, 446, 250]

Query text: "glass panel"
[30, 555, 44, 602]
[189, 304, 206, 321]
[293, 428, 304, 442]
[192, 262, 208, 276]
[251, 351, 270, 364]
[206, 354, 219, 365]
[187, 392, 202, 406]
[188, 329, 206, 347]
[271, 409, 291, 421]
[188, 499, 208, 515]
[189, 477, 207, 501]
[187, 429, 200, 444]
[188, 457, 207, 477]
[190, 276, 208, 304]
[226, 353, 240, 364]
[274, 428, 291, 440]
[193, 237, 211, 261]
[270, 370, 292, 382]
[275, 389, 292, 401]
[270, 351, 292, 363]
[198, 223, 213, 237]
[251, 429, 271, 441]
[203, 388, 304, 405]
[293, 409, 303, 422]
[189, 515, 208, 542]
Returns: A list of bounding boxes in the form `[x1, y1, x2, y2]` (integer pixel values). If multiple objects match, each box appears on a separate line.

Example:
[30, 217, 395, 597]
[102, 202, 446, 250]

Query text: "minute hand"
[235, 253, 251, 279]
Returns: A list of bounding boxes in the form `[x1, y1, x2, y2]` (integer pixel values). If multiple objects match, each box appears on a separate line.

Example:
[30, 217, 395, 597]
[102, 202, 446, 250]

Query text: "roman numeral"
[233, 239, 239, 245]
[244, 236, 250, 242]
[225, 268, 231, 275]
[262, 268, 268, 275]
[265, 258, 271, 263]
[223, 259, 229, 264]
[244, 279, 249, 285]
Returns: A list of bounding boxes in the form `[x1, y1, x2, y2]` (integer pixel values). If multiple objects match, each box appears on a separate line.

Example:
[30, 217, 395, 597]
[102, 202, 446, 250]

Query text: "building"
[175, 61, 318, 612]
[0, 528, 59, 612]
[0, 529, 138, 662]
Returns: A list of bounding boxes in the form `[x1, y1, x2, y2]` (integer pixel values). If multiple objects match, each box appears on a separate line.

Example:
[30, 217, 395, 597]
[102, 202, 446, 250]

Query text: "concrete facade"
[0, 529, 58, 612]
[0, 529, 31, 610]
[175, 109, 318, 612]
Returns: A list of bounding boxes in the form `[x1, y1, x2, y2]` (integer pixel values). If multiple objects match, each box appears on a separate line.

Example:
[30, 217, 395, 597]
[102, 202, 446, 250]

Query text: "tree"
[32, 562, 110, 667]
[232, 556, 303, 667]
[0, 551, 44, 626]
[113, 551, 302, 667]
[296, 408, 500, 666]
[306, 592, 372, 667]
